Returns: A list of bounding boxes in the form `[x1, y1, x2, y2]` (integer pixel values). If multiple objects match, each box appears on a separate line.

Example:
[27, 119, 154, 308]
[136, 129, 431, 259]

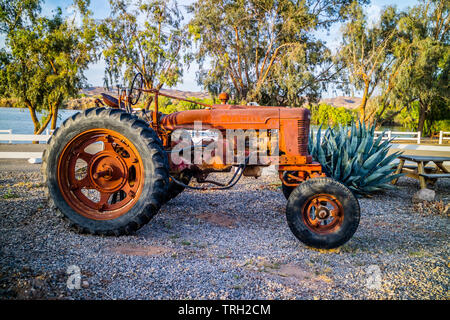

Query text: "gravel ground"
[0, 166, 448, 300]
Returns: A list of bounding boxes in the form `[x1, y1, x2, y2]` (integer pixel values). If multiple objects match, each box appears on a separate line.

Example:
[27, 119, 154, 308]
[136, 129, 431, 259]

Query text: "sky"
[39, 0, 421, 96]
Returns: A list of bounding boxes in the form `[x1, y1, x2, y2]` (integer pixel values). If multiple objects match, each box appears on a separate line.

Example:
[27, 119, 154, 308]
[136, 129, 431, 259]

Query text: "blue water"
[0, 108, 79, 135]
[0, 108, 79, 143]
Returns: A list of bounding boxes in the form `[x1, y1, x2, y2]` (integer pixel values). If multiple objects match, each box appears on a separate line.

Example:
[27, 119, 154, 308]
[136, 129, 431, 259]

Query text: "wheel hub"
[317, 207, 330, 219]
[89, 152, 128, 193]
[302, 194, 344, 234]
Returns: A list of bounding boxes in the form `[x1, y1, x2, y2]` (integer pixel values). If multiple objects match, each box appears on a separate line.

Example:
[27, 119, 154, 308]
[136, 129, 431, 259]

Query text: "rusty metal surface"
[100, 87, 322, 189]
[100, 93, 122, 108]
[301, 194, 344, 234]
[278, 163, 325, 187]
[57, 129, 144, 220]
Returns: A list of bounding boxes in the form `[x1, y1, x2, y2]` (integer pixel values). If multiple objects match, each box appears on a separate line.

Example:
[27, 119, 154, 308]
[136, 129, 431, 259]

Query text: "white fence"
[0, 129, 12, 143]
[0, 129, 53, 143]
[374, 130, 450, 145]
[311, 130, 422, 143]
[374, 130, 421, 144]
[439, 131, 450, 145]
[311, 130, 449, 145]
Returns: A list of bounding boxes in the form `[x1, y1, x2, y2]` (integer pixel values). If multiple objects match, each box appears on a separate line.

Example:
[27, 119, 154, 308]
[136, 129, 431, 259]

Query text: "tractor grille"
[298, 119, 309, 155]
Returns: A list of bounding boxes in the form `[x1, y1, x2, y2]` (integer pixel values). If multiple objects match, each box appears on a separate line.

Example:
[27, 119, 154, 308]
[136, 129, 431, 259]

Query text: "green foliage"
[0, 97, 21, 108]
[309, 104, 355, 126]
[397, 100, 450, 135]
[2, 189, 19, 199]
[336, 0, 449, 132]
[337, 2, 402, 122]
[308, 122, 403, 195]
[431, 119, 450, 134]
[188, 0, 367, 106]
[144, 96, 218, 114]
[0, 0, 96, 133]
[97, 0, 190, 92]
[388, 0, 450, 134]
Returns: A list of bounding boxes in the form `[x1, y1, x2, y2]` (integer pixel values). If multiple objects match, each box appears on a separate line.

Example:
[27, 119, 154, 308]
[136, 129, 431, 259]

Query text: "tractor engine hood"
[159, 104, 311, 131]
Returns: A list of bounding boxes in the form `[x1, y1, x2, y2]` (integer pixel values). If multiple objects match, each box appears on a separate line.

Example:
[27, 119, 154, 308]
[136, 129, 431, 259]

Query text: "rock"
[412, 188, 435, 202]
[261, 165, 277, 176]
[28, 158, 42, 164]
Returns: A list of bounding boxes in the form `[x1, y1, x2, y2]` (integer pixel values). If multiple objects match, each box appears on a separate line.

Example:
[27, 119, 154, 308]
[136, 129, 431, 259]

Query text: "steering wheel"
[129, 72, 144, 105]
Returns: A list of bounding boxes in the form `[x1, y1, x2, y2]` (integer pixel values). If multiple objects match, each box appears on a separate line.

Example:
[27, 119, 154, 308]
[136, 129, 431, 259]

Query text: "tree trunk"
[27, 104, 39, 134]
[359, 83, 370, 123]
[27, 104, 52, 143]
[51, 104, 58, 130]
[417, 103, 427, 134]
[144, 96, 154, 111]
[35, 114, 52, 135]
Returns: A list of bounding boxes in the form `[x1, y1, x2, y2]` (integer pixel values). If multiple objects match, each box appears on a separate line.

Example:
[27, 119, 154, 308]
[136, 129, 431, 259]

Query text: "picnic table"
[391, 155, 450, 189]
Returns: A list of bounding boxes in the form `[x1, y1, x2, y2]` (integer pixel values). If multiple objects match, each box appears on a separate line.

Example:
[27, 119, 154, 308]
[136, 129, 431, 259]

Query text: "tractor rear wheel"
[286, 177, 360, 249]
[42, 107, 169, 235]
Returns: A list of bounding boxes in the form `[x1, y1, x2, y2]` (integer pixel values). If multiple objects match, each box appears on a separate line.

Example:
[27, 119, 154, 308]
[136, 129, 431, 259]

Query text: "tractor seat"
[101, 93, 124, 108]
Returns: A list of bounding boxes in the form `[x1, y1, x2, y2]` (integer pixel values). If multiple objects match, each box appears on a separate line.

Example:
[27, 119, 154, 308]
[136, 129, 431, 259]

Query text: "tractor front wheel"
[286, 177, 360, 249]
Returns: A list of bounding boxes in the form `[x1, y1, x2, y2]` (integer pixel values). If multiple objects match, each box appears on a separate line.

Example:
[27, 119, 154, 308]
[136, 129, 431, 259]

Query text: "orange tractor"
[43, 73, 360, 249]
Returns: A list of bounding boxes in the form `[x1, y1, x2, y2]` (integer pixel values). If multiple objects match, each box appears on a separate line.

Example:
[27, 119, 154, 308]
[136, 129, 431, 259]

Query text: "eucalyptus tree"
[97, 0, 189, 108]
[337, 2, 407, 123]
[0, 0, 96, 133]
[188, 0, 365, 106]
[389, 0, 449, 134]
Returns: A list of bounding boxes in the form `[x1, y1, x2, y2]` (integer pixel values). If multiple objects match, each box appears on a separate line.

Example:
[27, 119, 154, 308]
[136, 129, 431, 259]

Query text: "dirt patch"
[241, 258, 333, 289]
[109, 245, 172, 256]
[271, 263, 333, 288]
[276, 264, 313, 280]
[196, 212, 237, 228]
[257, 182, 282, 191]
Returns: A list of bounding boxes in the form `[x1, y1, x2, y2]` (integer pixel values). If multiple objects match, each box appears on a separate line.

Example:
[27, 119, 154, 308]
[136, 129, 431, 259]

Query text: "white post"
[417, 131, 421, 144]
[387, 130, 392, 140]
[8, 129, 12, 144]
[439, 131, 443, 145]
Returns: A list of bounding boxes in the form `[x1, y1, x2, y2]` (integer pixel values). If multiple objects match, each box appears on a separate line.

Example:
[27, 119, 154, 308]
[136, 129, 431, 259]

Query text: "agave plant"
[308, 121, 403, 195]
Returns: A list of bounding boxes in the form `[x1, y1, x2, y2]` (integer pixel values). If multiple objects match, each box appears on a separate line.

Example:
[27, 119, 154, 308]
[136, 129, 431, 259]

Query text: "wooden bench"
[401, 164, 436, 172]
[419, 173, 450, 179]
[392, 155, 450, 189]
